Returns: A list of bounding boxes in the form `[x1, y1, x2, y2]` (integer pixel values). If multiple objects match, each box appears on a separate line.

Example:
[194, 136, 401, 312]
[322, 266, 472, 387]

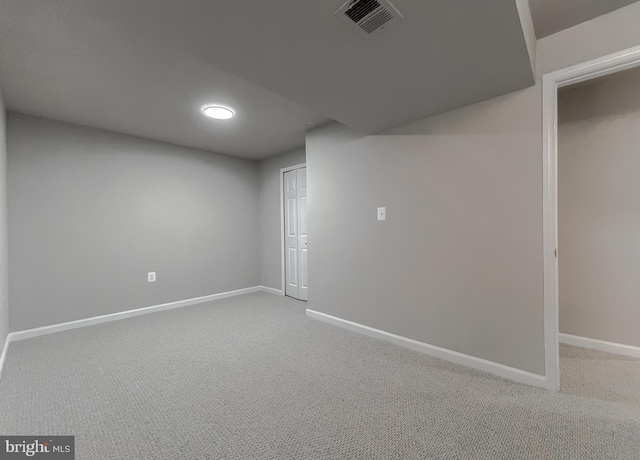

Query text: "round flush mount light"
[203, 106, 234, 120]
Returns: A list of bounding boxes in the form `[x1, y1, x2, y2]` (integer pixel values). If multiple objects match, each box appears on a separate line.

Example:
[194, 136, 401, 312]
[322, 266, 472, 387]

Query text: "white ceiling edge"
[528, 0, 640, 38]
[517, 0, 537, 73]
[8, 108, 324, 164]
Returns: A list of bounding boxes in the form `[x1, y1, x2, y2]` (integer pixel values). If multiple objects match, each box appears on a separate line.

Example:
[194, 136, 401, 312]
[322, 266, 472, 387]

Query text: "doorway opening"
[543, 45, 640, 392]
[280, 163, 308, 301]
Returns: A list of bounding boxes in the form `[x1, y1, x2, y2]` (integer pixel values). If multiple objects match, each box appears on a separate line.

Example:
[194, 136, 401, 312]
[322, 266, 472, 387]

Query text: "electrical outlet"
[148, 272, 156, 283]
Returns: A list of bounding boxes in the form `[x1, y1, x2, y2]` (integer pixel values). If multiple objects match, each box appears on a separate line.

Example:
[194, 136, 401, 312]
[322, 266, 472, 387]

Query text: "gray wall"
[306, 1, 640, 377]
[258, 148, 305, 290]
[307, 87, 544, 375]
[558, 67, 640, 347]
[0, 87, 8, 347]
[8, 113, 259, 331]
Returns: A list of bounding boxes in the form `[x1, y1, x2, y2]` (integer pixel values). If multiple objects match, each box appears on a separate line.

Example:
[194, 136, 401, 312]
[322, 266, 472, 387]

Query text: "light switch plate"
[377, 207, 386, 221]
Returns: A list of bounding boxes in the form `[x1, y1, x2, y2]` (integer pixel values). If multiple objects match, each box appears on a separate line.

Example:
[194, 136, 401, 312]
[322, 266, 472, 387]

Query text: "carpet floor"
[0, 292, 638, 459]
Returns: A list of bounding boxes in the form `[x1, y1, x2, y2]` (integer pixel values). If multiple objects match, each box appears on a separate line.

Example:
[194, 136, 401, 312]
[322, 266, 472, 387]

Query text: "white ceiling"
[1, 0, 613, 159]
[0, 1, 329, 160]
[65, 0, 534, 135]
[529, 0, 640, 38]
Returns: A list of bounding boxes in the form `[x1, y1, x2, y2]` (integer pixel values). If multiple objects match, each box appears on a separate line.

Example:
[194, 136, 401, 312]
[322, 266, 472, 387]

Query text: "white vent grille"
[335, 0, 403, 35]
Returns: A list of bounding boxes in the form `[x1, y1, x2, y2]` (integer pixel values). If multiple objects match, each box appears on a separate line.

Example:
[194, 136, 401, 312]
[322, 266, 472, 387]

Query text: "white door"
[284, 167, 308, 300]
[297, 168, 308, 301]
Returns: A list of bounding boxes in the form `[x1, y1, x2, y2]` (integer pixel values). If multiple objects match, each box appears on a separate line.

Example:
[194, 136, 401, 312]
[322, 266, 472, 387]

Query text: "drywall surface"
[8, 113, 259, 331]
[0, 87, 8, 346]
[258, 148, 305, 290]
[306, 1, 640, 377]
[558, 67, 640, 347]
[307, 84, 545, 374]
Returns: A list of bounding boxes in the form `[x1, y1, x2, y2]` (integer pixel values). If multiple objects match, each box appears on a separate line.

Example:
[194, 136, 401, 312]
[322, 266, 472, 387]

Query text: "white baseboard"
[259, 285, 284, 296]
[0, 334, 10, 380]
[0, 285, 282, 380]
[306, 309, 547, 389]
[560, 333, 640, 359]
[9, 286, 263, 343]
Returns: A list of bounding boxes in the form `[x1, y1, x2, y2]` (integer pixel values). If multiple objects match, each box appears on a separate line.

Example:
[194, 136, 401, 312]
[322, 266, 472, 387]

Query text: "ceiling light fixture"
[203, 106, 234, 120]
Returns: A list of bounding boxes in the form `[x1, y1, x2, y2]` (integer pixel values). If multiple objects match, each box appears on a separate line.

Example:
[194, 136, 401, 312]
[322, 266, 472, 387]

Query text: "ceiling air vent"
[335, 0, 403, 35]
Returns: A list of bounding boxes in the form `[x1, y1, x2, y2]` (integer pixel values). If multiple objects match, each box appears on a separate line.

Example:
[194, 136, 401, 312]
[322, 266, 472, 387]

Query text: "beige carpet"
[560, 343, 640, 406]
[0, 292, 638, 459]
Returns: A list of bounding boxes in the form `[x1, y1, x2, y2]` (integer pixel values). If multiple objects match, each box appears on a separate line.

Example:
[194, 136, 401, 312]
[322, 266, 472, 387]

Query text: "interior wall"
[306, 1, 640, 377]
[558, 67, 640, 348]
[258, 147, 305, 290]
[307, 87, 545, 374]
[8, 113, 259, 331]
[0, 86, 8, 347]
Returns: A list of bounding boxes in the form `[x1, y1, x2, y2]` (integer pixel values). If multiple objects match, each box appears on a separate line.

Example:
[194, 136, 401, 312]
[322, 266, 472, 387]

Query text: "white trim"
[542, 44, 640, 392]
[259, 285, 284, 296]
[542, 71, 560, 392]
[306, 309, 546, 389]
[280, 163, 307, 173]
[0, 334, 10, 380]
[0, 285, 284, 379]
[280, 163, 306, 296]
[8, 286, 262, 343]
[560, 333, 640, 359]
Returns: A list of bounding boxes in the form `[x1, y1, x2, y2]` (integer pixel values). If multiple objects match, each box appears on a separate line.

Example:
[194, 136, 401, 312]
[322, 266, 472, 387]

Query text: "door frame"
[280, 163, 307, 296]
[542, 44, 640, 392]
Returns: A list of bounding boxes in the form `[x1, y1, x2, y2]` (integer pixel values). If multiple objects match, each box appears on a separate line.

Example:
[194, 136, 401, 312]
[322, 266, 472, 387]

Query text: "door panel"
[284, 170, 299, 298]
[283, 167, 308, 301]
[297, 168, 308, 300]
[299, 245, 308, 299]
[287, 199, 297, 236]
[287, 248, 298, 286]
